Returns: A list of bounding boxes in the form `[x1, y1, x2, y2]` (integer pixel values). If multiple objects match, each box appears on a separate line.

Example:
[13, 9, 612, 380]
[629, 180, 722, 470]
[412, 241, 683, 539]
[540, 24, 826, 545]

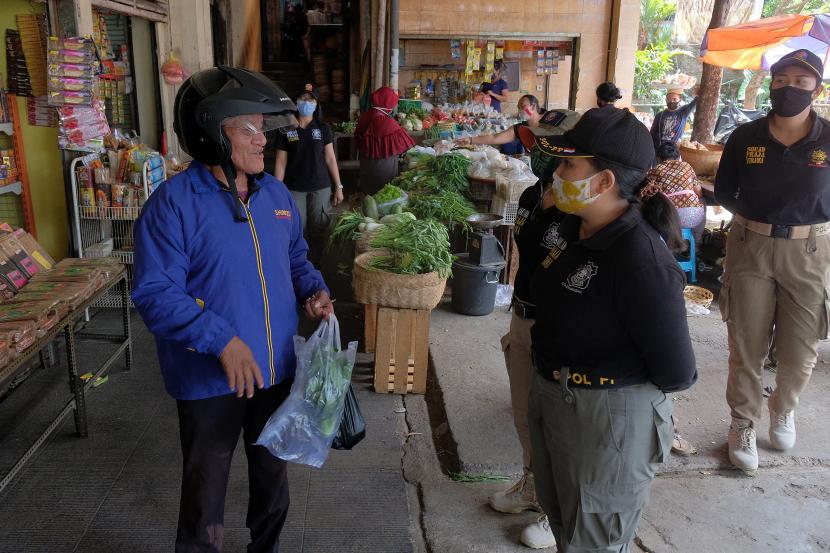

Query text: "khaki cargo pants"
[528, 371, 673, 553]
[720, 222, 830, 424]
[501, 311, 535, 470]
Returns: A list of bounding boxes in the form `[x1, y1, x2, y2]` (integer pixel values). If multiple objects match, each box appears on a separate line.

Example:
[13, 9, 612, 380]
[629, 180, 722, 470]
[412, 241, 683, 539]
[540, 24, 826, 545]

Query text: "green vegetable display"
[362, 196, 379, 219]
[369, 219, 454, 278]
[407, 190, 475, 230]
[430, 154, 472, 195]
[333, 121, 358, 134]
[328, 210, 368, 249]
[373, 183, 405, 204]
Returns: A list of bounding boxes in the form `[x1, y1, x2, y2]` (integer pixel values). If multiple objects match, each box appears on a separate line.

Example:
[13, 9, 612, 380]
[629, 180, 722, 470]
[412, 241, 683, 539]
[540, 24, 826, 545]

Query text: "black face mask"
[666, 101, 679, 110]
[770, 86, 814, 117]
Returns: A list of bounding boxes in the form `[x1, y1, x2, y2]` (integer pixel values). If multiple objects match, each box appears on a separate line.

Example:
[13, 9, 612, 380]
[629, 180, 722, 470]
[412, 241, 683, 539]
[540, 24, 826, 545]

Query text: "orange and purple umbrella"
[700, 13, 830, 78]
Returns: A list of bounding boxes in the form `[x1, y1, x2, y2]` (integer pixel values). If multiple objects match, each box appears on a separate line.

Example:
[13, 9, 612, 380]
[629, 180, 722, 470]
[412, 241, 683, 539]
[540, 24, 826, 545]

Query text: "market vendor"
[648, 142, 705, 238]
[457, 94, 545, 149]
[715, 49, 830, 475]
[483, 62, 509, 113]
[275, 84, 344, 238]
[132, 67, 334, 552]
[596, 81, 623, 107]
[527, 106, 697, 552]
[650, 87, 698, 148]
[354, 86, 415, 194]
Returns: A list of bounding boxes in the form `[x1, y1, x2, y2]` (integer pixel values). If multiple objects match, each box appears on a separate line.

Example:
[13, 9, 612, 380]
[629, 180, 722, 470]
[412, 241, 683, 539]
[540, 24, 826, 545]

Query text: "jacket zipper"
[240, 198, 276, 386]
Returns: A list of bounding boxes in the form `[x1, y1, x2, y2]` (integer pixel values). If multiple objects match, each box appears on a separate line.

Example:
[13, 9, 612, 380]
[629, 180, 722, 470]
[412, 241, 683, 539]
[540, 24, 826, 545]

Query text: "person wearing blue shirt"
[485, 63, 509, 112]
[132, 66, 333, 553]
[650, 87, 698, 148]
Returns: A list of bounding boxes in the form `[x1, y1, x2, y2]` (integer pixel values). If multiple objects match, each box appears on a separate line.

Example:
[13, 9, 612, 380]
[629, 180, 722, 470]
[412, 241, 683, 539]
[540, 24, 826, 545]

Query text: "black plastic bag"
[331, 385, 366, 450]
[714, 102, 765, 144]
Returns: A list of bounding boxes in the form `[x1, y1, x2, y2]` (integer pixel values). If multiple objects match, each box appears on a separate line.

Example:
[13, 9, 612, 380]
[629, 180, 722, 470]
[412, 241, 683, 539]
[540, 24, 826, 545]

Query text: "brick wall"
[399, 0, 639, 108]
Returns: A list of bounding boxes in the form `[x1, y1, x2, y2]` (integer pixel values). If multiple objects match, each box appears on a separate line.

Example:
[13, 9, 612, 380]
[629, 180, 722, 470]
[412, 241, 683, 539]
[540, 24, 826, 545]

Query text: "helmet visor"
[222, 113, 299, 135]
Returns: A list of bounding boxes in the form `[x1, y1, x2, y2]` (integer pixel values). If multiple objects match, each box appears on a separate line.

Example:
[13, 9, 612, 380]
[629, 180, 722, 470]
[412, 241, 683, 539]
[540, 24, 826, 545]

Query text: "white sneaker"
[769, 406, 796, 451]
[728, 419, 759, 474]
[521, 514, 556, 549]
[489, 472, 540, 514]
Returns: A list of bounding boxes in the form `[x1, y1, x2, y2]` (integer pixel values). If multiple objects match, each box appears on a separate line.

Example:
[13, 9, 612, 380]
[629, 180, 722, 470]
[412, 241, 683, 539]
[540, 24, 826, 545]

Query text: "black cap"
[534, 106, 655, 172]
[770, 49, 823, 81]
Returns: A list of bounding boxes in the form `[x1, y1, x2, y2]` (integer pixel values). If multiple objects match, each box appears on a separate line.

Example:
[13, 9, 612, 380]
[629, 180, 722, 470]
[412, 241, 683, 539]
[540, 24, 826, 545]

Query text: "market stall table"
[0, 268, 131, 494]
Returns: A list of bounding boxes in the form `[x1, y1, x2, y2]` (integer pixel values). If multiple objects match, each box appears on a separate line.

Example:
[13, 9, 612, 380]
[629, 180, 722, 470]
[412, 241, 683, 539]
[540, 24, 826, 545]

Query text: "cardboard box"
[0, 235, 41, 278]
[13, 230, 56, 271]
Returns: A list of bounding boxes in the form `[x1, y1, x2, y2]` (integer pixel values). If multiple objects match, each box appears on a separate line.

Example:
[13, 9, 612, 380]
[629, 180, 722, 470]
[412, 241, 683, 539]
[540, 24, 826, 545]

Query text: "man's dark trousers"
[175, 379, 293, 553]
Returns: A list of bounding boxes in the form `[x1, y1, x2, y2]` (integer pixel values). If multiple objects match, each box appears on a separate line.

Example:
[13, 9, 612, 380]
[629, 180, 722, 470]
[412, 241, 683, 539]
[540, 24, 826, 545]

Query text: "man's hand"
[333, 187, 344, 206]
[219, 336, 264, 398]
[305, 290, 334, 321]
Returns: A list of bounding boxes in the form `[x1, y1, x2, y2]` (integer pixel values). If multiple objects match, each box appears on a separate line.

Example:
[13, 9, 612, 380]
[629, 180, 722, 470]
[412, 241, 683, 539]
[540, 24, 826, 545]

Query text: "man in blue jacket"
[132, 67, 333, 553]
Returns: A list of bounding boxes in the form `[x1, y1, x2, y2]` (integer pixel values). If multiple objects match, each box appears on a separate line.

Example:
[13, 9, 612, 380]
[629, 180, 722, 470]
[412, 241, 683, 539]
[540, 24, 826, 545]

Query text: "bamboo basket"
[353, 250, 447, 310]
[684, 285, 714, 309]
[355, 230, 380, 254]
[679, 144, 724, 177]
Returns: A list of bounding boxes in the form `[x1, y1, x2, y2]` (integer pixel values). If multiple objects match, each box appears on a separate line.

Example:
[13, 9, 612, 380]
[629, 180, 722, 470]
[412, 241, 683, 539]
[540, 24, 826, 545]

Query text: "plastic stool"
[677, 228, 697, 283]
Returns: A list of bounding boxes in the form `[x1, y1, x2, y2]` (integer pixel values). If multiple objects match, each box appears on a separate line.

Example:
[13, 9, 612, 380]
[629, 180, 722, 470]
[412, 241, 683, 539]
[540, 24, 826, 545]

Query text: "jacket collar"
[564, 204, 642, 251]
[189, 161, 263, 196]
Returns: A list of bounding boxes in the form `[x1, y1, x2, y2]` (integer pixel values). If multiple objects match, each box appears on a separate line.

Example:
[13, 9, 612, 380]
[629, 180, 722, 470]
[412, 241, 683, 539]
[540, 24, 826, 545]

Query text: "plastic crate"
[495, 174, 537, 202]
[467, 176, 496, 202]
[491, 195, 519, 225]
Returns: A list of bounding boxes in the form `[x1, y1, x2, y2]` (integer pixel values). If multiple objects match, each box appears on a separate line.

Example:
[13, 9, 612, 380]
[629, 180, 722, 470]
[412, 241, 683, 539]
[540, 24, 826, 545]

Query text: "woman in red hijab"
[354, 87, 415, 194]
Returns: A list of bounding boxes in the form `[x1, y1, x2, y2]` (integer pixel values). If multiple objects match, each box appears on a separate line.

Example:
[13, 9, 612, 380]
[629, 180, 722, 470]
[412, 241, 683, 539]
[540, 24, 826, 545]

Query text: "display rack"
[0, 93, 37, 235]
[69, 154, 163, 308]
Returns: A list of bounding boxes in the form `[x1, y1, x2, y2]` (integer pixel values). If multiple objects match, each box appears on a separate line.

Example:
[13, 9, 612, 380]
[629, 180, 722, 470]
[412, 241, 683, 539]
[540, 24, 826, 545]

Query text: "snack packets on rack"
[0, 321, 37, 352]
[0, 301, 61, 333]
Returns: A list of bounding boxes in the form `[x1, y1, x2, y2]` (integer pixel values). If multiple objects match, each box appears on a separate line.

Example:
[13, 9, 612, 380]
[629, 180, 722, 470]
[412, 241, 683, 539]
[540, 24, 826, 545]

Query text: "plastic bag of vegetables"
[256, 315, 358, 468]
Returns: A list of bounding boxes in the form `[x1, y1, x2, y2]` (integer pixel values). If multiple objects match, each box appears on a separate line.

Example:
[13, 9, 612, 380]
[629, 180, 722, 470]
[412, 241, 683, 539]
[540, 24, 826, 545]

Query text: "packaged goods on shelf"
[0, 321, 37, 352]
[0, 234, 42, 279]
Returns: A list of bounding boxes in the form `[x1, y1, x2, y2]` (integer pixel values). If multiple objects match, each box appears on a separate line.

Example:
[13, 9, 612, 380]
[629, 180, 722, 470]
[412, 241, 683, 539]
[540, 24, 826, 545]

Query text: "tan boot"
[488, 470, 541, 514]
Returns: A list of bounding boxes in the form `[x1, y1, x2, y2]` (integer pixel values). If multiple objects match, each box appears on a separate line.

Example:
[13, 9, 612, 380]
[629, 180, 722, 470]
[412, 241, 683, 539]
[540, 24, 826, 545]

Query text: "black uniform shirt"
[715, 112, 830, 225]
[512, 184, 566, 303]
[530, 205, 697, 392]
[275, 120, 333, 192]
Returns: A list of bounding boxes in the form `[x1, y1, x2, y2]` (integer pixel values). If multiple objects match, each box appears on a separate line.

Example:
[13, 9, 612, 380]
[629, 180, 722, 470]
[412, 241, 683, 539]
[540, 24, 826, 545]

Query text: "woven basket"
[679, 144, 724, 177]
[684, 285, 714, 309]
[355, 230, 381, 254]
[353, 250, 447, 310]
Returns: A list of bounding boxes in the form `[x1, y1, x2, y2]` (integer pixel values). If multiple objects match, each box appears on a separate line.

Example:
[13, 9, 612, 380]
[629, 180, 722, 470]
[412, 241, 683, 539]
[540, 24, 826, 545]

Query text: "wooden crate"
[364, 304, 429, 394]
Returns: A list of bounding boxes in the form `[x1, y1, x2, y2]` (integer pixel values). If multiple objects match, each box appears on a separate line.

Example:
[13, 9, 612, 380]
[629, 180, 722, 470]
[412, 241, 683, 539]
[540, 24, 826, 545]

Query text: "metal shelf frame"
[68, 154, 163, 308]
[0, 270, 131, 494]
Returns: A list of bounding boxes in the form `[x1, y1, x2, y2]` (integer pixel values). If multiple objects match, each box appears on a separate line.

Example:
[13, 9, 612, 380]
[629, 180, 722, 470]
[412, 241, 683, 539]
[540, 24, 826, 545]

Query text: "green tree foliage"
[635, 43, 688, 103]
[639, 0, 678, 49]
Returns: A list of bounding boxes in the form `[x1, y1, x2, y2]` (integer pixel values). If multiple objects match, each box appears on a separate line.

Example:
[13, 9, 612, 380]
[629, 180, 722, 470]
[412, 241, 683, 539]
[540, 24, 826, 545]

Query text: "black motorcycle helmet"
[173, 66, 298, 220]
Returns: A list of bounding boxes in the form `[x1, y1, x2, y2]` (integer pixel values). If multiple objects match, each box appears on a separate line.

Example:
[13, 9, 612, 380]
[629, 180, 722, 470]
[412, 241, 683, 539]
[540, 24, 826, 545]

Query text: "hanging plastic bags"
[256, 315, 357, 468]
[331, 385, 366, 450]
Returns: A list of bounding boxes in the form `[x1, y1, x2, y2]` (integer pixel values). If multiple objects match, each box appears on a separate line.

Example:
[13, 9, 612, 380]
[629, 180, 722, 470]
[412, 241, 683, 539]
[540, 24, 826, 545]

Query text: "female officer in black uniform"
[527, 106, 697, 552]
[490, 164, 565, 550]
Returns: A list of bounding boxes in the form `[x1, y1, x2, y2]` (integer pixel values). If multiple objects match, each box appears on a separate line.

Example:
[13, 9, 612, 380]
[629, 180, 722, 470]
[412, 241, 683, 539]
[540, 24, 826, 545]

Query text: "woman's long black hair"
[591, 158, 685, 252]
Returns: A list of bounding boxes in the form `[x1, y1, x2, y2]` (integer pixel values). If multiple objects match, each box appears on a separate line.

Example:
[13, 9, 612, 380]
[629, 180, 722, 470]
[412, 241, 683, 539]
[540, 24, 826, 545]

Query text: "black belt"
[511, 299, 536, 319]
[538, 366, 644, 390]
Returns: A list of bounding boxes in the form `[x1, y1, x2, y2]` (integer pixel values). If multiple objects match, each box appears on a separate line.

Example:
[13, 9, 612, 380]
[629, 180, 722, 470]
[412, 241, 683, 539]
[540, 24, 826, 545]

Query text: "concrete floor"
[0, 310, 416, 553]
[2, 285, 830, 553]
[419, 299, 830, 552]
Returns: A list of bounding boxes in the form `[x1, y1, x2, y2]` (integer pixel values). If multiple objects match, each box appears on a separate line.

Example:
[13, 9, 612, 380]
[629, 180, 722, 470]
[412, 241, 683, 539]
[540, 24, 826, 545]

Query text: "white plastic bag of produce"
[256, 315, 358, 468]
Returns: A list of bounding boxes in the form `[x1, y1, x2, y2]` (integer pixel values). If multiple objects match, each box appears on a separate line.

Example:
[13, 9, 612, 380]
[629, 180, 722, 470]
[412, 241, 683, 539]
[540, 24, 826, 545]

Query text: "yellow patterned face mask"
[550, 172, 601, 213]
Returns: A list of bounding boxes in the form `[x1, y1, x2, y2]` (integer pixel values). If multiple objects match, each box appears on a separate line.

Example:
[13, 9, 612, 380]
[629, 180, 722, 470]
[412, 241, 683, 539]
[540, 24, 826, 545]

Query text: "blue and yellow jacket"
[132, 161, 328, 400]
